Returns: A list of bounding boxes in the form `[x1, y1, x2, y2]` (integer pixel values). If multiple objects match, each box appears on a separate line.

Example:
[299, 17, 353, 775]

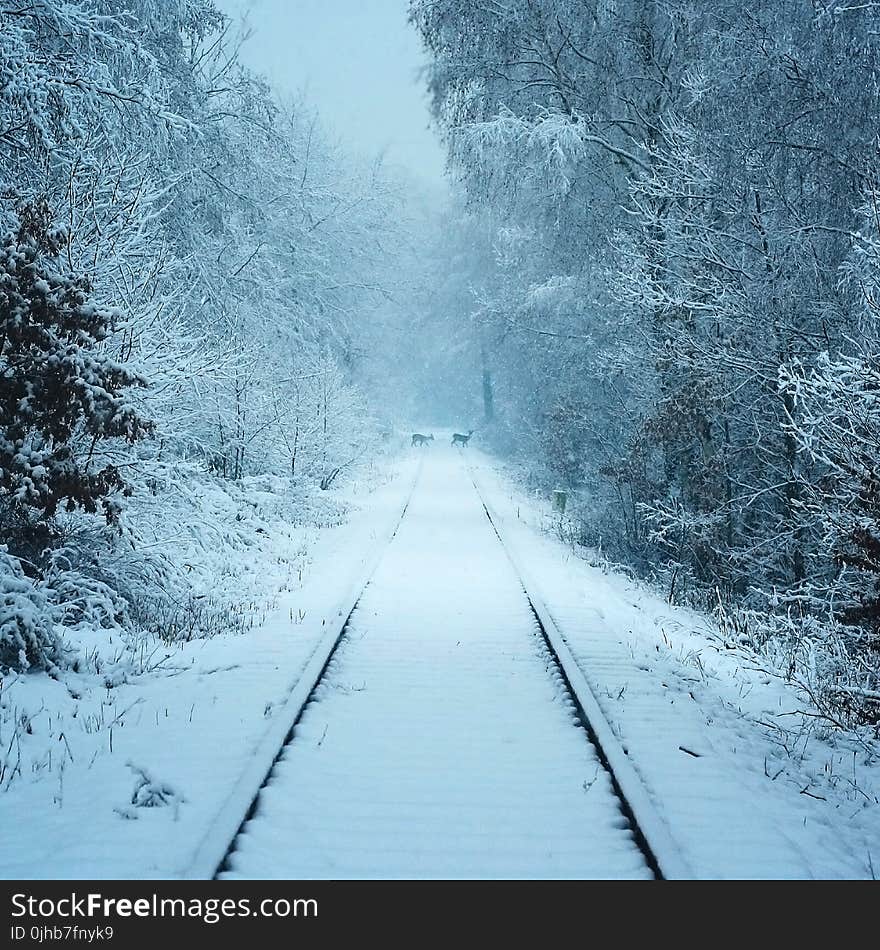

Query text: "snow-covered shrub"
[59, 461, 350, 646]
[42, 550, 128, 632]
[0, 541, 133, 672]
[783, 348, 880, 629]
[716, 604, 880, 730]
[0, 550, 62, 672]
[764, 194, 880, 724]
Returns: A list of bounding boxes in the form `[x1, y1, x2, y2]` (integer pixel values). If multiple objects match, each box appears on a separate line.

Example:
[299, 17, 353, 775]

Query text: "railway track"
[184, 449, 691, 880]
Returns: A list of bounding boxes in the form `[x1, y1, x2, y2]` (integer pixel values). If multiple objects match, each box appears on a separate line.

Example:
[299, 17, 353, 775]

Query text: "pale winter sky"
[216, 0, 447, 188]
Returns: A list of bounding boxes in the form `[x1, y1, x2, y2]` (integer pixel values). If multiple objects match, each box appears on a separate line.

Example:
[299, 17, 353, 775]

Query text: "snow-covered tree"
[0, 1, 411, 663]
[0, 201, 152, 524]
[412, 0, 880, 714]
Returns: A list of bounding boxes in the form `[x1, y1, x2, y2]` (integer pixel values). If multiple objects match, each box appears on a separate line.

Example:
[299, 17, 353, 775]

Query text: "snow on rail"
[182, 459, 423, 880]
[220, 446, 651, 879]
[467, 463, 694, 881]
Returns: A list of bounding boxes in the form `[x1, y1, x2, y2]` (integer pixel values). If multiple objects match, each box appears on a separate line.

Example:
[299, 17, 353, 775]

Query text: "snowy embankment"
[2, 446, 878, 879]
[471, 452, 880, 879]
[0, 455, 417, 878]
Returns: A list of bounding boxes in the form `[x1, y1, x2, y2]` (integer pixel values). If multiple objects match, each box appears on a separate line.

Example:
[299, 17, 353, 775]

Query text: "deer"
[411, 433, 434, 447]
[451, 430, 474, 447]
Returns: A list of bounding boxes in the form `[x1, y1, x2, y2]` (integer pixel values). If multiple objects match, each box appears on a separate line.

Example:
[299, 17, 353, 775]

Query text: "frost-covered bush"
[42, 551, 128, 631]
[783, 348, 880, 631]
[0, 550, 62, 672]
[0, 542, 134, 672]
[57, 461, 350, 646]
[716, 604, 880, 730]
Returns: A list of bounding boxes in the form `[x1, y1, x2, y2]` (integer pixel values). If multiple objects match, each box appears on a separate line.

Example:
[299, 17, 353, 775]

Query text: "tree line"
[0, 1, 402, 670]
[411, 0, 880, 724]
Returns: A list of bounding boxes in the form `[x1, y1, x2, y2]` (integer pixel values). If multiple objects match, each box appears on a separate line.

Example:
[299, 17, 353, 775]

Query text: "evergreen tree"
[0, 201, 153, 525]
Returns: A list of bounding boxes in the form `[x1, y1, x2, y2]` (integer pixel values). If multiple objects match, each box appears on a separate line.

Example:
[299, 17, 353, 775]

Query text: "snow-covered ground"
[470, 452, 880, 879]
[1, 443, 878, 878]
[222, 447, 650, 879]
[0, 455, 418, 878]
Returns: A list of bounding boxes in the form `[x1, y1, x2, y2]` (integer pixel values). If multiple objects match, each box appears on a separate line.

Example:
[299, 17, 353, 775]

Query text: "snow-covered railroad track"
[193, 447, 689, 879]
